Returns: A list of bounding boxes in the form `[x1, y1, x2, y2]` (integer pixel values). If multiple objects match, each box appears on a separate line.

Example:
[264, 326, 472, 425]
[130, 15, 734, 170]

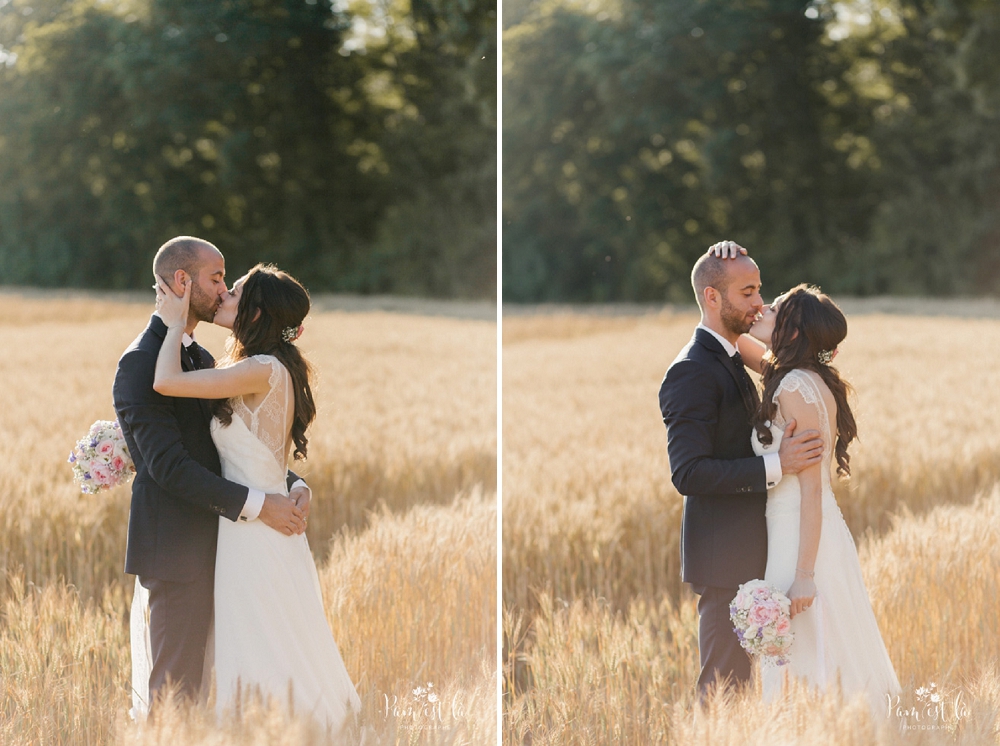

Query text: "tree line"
[0, 0, 496, 298]
[503, 0, 1000, 302]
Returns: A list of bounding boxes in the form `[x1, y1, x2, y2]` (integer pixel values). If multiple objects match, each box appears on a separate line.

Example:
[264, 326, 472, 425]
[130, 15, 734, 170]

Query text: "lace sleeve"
[257, 354, 284, 394]
[773, 369, 832, 451]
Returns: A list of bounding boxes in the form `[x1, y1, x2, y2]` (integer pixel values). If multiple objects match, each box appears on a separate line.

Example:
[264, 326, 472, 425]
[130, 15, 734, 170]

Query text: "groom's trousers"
[695, 585, 752, 698]
[140, 573, 214, 704]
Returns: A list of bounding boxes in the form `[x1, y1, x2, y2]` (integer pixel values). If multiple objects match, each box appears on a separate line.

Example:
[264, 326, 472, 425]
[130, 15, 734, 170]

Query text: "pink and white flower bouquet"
[68, 419, 135, 494]
[730, 579, 793, 666]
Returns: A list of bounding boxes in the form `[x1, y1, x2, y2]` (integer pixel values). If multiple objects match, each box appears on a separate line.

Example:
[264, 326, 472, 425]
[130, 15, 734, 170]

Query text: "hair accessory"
[282, 325, 302, 343]
[818, 349, 836, 365]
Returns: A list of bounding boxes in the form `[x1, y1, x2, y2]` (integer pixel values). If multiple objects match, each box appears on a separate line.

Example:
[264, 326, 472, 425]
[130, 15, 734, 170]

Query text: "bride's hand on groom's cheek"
[154, 275, 190, 328]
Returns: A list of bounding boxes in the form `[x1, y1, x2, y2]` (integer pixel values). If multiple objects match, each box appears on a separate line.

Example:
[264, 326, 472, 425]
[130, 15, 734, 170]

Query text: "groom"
[113, 236, 311, 707]
[658, 242, 823, 697]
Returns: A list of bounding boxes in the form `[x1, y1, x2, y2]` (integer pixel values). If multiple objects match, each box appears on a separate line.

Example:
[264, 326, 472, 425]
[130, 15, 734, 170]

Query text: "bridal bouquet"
[68, 419, 135, 494]
[729, 579, 793, 666]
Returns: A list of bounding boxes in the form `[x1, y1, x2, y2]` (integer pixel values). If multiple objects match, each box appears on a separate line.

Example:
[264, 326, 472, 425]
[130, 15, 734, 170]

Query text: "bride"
[737, 284, 900, 711]
[139, 263, 361, 732]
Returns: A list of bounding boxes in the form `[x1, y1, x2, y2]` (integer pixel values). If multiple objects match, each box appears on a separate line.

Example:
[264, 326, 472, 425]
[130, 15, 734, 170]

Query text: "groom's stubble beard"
[720, 293, 754, 336]
[189, 280, 220, 325]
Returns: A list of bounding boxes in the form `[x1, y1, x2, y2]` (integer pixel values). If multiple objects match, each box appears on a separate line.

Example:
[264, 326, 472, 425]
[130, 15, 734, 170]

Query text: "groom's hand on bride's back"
[259, 494, 307, 536]
[778, 419, 824, 475]
[289, 485, 311, 527]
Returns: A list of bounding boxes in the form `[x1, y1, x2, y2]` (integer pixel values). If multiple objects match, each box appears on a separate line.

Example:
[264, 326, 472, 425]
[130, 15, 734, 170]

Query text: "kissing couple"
[113, 237, 360, 733]
[659, 241, 900, 712]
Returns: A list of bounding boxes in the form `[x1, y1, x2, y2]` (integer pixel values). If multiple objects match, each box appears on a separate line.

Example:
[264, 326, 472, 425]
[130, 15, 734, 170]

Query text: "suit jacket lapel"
[184, 346, 213, 420]
[694, 328, 759, 416]
[149, 314, 212, 420]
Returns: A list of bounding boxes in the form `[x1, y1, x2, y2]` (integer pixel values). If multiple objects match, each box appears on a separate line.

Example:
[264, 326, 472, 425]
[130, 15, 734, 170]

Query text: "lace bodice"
[230, 355, 293, 471]
[752, 368, 837, 503]
[210, 355, 293, 494]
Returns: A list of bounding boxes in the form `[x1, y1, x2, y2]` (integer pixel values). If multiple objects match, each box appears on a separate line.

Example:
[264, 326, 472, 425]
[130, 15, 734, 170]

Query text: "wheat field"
[0, 291, 497, 745]
[503, 307, 1000, 744]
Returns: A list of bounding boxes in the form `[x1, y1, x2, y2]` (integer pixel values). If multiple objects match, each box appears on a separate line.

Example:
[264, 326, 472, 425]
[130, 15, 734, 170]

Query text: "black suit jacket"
[658, 328, 768, 590]
[113, 315, 298, 583]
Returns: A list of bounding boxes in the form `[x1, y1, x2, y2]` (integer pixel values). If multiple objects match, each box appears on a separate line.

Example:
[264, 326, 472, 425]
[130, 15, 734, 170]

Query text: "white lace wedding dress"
[752, 368, 899, 712]
[132, 355, 360, 731]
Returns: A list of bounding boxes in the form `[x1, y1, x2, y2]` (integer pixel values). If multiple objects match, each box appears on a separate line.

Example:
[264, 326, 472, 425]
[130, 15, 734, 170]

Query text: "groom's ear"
[158, 269, 189, 295]
[174, 269, 191, 291]
[703, 286, 720, 309]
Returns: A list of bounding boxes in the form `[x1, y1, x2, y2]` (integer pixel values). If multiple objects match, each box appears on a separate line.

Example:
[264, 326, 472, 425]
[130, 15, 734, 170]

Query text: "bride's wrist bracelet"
[795, 567, 815, 578]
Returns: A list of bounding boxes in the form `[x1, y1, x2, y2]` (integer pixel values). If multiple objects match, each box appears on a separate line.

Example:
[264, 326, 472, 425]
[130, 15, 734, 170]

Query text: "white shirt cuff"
[239, 488, 265, 522]
[764, 453, 782, 489]
[290, 479, 310, 498]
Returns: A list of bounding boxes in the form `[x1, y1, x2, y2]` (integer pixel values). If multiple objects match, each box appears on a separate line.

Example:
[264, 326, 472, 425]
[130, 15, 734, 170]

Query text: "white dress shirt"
[155, 314, 307, 520]
[696, 323, 782, 489]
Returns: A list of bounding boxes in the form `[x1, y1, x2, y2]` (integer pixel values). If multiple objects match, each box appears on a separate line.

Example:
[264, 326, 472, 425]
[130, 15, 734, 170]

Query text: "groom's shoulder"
[668, 332, 712, 369]
[117, 318, 162, 368]
[661, 335, 712, 399]
[121, 330, 156, 359]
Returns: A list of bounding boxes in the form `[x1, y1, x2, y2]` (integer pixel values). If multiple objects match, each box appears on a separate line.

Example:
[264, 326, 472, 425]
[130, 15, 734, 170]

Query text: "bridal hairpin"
[282, 325, 303, 343]
[818, 348, 836, 365]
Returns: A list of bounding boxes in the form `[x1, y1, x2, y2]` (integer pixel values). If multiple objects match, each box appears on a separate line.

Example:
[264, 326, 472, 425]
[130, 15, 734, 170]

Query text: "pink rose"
[749, 601, 779, 627]
[97, 440, 116, 458]
[111, 455, 126, 472]
[90, 464, 112, 485]
[776, 616, 791, 636]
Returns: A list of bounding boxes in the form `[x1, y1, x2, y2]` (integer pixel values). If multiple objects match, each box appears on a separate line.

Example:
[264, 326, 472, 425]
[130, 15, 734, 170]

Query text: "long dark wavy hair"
[212, 264, 316, 460]
[755, 284, 857, 477]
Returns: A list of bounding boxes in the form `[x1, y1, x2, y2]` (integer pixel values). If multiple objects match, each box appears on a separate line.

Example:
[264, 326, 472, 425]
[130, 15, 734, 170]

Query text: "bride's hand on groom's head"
[707, 240, 748, 259]
[155, 275, 190, 329]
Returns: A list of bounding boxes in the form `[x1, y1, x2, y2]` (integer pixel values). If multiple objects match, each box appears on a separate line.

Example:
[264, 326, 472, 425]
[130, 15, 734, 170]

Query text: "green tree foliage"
[857, 0, 1000, 294]
[0, 0, 496, 297]
[364, 0, 497, 296]
[503, 0, 1000, 301]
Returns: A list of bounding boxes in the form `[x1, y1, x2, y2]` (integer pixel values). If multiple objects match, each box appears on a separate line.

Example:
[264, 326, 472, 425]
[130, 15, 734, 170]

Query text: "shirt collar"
[153, 312, 196, 347]
[696, 323, 738, 357]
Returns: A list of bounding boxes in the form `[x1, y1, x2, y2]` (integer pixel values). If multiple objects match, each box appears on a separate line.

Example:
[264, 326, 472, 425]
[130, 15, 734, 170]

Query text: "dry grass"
[0, 293, 497, 744]
[503, 310, 1000, 612]
[322, 489, 496, 694]
[503, 307, 1000, 745]
[504, 488, 1000, 745]
[0, 294, 496, 599]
